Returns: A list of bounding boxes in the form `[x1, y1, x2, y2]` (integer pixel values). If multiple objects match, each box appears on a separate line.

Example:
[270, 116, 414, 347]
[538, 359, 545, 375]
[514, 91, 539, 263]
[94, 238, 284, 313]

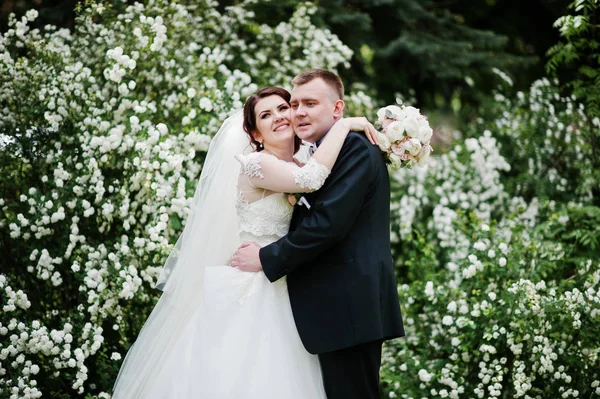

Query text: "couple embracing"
[112, 69, 404, 399]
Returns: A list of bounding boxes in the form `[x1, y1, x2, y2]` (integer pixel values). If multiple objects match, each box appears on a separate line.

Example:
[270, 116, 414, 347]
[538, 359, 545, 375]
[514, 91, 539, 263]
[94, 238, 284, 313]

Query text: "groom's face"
[290, 78, 343, 143]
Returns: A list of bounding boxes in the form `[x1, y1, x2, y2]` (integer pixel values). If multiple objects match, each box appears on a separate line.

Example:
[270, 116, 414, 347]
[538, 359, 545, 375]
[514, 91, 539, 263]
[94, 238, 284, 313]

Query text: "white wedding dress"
[114, 151, 328, 398]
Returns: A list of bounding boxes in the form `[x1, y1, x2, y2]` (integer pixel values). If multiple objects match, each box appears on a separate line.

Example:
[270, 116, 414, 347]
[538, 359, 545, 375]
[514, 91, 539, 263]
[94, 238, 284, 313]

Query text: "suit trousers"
[318, 340, 383, 399]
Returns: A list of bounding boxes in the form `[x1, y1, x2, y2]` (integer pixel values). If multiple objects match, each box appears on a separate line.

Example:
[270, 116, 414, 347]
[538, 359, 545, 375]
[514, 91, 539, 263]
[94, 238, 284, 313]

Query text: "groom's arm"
[260, 133, 374, 282]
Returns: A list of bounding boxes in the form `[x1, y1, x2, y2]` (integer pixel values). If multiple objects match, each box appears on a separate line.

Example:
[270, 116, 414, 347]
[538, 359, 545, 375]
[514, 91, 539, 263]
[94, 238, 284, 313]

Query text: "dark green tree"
[237, 0, 556, 110]
[6, 0, 565, 111]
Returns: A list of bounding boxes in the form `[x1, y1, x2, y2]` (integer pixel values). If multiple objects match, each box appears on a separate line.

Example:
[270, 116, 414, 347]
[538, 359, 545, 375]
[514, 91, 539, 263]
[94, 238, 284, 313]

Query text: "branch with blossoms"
[0, 1, 372, 397]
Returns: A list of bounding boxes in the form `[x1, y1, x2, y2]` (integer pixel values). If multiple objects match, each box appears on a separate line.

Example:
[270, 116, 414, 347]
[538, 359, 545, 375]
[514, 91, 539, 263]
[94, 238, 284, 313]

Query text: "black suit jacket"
[260, 132, 405, 354]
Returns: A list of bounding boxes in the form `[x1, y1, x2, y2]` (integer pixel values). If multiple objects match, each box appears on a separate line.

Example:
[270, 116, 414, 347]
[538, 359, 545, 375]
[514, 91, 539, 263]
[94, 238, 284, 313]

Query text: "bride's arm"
[236, 117, 377, 194]
[236, 152, 328, 194]
[310, 117, 377, 171]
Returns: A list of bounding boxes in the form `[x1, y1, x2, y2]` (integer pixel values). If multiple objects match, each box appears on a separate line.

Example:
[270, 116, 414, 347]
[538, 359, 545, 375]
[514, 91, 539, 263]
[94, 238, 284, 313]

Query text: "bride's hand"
[337, 117, 379, 145]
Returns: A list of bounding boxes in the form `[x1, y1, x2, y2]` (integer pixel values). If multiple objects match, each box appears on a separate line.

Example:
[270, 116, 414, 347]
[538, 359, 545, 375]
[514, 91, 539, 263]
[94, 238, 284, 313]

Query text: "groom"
[231, 69, 404, 398]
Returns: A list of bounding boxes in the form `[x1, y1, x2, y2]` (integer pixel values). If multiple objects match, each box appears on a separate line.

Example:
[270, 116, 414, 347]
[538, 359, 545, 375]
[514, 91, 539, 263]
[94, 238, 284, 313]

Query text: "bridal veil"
[112, 111, 249, 398]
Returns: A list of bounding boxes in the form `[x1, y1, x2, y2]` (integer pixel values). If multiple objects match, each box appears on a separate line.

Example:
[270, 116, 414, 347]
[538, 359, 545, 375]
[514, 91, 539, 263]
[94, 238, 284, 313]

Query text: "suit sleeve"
[260, 133, 374, 282]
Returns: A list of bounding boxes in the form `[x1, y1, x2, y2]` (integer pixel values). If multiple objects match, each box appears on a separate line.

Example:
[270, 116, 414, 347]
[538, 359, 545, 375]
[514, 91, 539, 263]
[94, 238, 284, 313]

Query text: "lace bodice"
[235, 192, 293, 245]
[234, 151, 330, 245]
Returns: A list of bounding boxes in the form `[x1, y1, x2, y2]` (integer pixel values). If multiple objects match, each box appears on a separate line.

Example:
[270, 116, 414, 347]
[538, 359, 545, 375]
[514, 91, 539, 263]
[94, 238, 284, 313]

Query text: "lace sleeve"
[235, 152, 331, 194]
[235, 152, 264, 179]
[292, 157, 330, 190]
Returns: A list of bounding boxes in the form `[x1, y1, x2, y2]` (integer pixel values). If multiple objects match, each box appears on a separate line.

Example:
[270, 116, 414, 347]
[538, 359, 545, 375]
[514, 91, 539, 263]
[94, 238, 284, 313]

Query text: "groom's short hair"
[292, 69, 344, 101]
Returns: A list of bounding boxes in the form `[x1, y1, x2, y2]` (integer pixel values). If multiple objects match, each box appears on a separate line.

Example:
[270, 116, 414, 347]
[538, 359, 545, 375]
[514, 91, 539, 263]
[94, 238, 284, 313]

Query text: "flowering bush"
[0, 1, 374, 397]
[383, 208, 600, 398]
[486, 78, 595, 204]
[381, 76, 600, 398]
[3, 0, 599, 397]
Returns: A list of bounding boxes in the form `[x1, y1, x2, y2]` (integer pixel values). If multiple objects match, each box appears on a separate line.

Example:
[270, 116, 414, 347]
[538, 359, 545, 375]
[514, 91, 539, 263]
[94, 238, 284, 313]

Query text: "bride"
[111, 86, 377, 398]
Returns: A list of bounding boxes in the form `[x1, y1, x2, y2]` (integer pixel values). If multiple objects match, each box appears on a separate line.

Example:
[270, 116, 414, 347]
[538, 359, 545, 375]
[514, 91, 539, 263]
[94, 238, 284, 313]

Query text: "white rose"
[402, 116, 421, 138]
[398, 105, 420, 119]
[377, 131, 391, 152]
[388, 153, 402, 168]
[376, 105, 403, 122]
[414, 122, 433, 143]
[416, 145, 432, 166]
[403, 138, 422, 156]
[385, 120, 405, 142]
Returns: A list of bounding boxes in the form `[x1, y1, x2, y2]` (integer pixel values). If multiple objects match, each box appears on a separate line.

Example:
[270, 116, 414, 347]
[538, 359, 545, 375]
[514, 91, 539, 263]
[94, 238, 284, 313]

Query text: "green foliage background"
[1, 0, 600, 398]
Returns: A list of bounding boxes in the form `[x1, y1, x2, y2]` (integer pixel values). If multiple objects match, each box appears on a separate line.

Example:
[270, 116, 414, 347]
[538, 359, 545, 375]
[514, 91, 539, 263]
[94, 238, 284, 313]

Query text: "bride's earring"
[257, 141, 264, 150]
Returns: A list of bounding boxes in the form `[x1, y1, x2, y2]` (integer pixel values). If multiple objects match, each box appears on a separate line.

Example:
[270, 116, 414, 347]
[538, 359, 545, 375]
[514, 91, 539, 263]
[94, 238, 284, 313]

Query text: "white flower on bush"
[480, 344, 497, 354]
[25, 9, 39, 22]
[473, 241, 487, 251]
[498, 243, 509, 254]
[424, 281, 435, 298]
[199, 97, 214, 112]
[418, 368, 433, 383]
[447, 301, 457, 313]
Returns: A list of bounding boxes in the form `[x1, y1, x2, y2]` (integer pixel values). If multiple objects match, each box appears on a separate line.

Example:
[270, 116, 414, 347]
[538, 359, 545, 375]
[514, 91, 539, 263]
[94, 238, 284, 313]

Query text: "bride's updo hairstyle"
[243, 86, 302, 153]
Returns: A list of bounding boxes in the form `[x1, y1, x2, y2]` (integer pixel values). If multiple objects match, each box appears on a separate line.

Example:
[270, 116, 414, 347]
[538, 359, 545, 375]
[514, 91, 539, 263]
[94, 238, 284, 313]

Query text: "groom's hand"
[230, 241, 263, 272]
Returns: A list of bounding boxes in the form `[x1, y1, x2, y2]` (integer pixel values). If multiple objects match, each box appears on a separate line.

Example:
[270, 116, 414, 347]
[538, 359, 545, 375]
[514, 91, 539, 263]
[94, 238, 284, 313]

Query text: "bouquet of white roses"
[375, 104, 433, 168]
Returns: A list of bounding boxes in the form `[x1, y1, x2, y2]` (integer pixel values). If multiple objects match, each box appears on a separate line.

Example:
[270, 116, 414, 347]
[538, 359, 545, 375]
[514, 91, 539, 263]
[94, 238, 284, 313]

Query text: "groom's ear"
[333, 99, 345, 120]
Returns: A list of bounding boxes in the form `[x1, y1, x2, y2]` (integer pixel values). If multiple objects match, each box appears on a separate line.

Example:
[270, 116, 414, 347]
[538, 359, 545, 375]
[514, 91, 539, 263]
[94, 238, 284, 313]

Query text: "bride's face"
[253, 95, 295, 148]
